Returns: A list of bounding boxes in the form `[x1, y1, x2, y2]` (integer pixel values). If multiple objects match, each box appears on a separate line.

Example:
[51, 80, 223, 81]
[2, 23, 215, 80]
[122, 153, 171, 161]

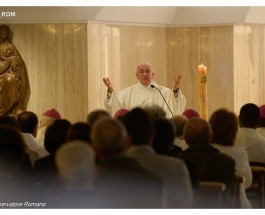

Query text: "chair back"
[194, 181, 226, 208]
[246, 162, 265, 208]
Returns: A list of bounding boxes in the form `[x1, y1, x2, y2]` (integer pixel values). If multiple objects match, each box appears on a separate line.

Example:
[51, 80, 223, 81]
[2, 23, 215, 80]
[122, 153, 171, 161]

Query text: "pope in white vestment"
[103, 62, 187, 118]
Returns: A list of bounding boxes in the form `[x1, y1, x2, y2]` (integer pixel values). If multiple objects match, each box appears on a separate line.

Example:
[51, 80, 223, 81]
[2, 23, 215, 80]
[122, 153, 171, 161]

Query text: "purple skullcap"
[260, 105, 265, 118]
[42, 108, 61, 119]
[114, 108, 129, 118]
[182, 108, 200, 119]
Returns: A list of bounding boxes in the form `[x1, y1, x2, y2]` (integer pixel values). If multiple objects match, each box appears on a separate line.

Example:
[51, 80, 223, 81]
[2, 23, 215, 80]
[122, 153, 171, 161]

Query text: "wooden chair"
[193, 181, 226, 208]
[246, 162, 265, 208]
[234, 175, 245, 208]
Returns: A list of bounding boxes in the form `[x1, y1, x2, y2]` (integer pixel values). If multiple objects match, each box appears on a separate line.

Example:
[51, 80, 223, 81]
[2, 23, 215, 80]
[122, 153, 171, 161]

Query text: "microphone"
[151, 84, 174, 116]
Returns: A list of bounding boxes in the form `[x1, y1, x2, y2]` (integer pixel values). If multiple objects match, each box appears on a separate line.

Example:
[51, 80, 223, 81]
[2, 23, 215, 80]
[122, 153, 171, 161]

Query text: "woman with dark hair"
[209, 108, 252, 208]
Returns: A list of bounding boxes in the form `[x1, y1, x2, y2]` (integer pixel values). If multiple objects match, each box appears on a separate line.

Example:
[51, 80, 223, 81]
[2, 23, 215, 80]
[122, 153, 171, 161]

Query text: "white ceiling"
[1, 6, 265, 26]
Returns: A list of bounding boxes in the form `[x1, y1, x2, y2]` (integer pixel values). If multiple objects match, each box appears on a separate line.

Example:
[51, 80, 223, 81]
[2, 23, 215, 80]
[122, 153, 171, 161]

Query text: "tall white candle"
[198, 64, 208, 120]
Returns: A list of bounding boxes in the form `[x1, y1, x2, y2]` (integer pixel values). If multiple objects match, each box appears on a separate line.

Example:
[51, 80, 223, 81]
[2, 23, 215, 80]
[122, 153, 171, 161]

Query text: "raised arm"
[173, 74, 182, 93]
[103, 77, 113, 93]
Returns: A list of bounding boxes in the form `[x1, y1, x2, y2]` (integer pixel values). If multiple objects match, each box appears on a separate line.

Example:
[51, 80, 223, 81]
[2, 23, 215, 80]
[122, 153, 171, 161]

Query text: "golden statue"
[0, 24, 30, 117]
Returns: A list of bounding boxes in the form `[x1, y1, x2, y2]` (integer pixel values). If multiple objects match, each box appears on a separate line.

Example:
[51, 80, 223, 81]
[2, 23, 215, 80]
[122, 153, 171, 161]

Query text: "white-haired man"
[103, 62, 186, 118]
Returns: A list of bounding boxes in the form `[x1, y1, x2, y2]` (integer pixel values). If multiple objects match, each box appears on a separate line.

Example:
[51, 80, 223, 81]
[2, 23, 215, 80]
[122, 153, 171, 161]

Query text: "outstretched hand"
[103, 77, 113, 93]
[173, 74, 182, 91]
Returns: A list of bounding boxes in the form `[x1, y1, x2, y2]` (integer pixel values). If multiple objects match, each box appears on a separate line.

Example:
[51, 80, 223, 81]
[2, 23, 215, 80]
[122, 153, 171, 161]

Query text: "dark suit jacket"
[34, 154, 61, 188]
[177, 144, 237, 208]
[94, 155, 163, 208]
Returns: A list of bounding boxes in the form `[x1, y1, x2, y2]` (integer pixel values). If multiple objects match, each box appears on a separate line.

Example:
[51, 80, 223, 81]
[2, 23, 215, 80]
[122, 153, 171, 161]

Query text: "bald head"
[91, 118, 127, 156]
[56, 141, 95, 190]
[171, 115, 188, 137]
[183, 118, 212, 145]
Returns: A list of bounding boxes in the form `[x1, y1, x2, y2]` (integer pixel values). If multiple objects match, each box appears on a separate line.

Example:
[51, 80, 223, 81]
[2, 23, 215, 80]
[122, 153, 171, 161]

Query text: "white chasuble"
[104, 82, 186, 118]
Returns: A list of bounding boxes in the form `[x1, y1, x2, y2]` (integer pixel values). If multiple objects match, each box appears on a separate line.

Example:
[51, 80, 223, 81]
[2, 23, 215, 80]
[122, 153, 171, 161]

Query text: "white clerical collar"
[137, 81, 161, 90]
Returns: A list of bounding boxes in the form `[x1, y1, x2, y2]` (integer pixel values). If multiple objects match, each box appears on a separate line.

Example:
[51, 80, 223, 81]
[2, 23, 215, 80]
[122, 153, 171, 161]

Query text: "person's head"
[114, 108, 129, 119]
[44, 119, 71, 154]
[40, 108, 62, 128]
[171, 115, 188, 138]
[67, 122, 91, 144]
[209, 108, 238, 146]
[239, 103, 260, 128]
[183, 118, 212, 146]
[143, 104, 166, 122]
[17, 111, 38, 136]
[136, 62, 154, 86]
[0, 116, 20, 130]
[55, 141, 95, 190]
[152, 118, 175, 155]
[122, 107, 153, 146]
[86, 109, 111, 127]
[0, 125, 26, 173]
[0, 25, 11, 42]
[182, 108, 200, 119]
[259, 104, 265, 127]
[91, 118, 127, 159]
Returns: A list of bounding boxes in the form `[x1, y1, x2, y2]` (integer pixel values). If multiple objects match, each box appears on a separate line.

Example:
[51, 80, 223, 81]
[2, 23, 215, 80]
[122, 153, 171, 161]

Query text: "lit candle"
[198, 64, 208, 120]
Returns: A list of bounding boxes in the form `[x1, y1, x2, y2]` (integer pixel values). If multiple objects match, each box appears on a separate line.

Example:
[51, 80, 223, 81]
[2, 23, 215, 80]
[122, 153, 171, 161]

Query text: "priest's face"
[136, 63, 154, 86]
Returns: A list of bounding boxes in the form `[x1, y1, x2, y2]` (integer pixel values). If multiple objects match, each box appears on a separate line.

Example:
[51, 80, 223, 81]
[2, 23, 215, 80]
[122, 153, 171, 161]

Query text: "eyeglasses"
[137, 70, 152, 75]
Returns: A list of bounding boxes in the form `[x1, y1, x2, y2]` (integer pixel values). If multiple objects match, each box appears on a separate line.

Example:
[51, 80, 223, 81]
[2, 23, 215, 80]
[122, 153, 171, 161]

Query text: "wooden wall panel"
[117, 25, 168, 89]
[87, 24, 122, 113]
[167, 26, 234, 118]
[234, 25, 265, 114]
[9, 24, 88, 123]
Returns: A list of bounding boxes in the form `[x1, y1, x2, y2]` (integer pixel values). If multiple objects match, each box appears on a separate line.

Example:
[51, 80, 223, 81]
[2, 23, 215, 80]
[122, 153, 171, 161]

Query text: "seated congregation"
[0, 103, 265, 209]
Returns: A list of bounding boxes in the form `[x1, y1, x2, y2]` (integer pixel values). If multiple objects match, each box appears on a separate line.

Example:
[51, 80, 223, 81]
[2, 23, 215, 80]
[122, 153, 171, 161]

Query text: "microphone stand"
[150, 84, 174, 116]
